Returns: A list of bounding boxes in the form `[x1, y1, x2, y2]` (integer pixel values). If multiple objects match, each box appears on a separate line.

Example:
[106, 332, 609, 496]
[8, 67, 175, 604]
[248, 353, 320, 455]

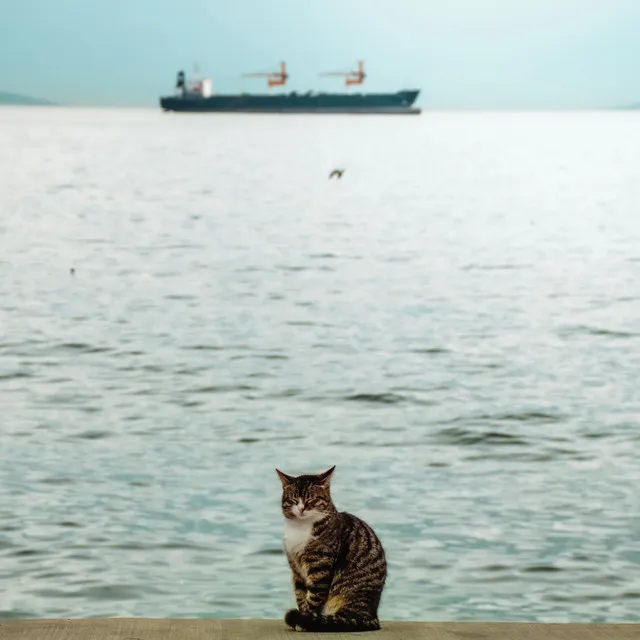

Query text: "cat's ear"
[317, 465, 336, 486]
[276, 468, 295, 486]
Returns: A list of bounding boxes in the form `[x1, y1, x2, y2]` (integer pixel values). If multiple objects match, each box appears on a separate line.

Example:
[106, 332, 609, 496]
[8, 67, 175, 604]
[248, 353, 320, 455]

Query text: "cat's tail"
[285, 609, 381, 633]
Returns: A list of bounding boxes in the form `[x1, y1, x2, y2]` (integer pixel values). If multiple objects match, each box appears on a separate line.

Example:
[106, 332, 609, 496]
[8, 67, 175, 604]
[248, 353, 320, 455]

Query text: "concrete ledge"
[0, 619, 638, 639]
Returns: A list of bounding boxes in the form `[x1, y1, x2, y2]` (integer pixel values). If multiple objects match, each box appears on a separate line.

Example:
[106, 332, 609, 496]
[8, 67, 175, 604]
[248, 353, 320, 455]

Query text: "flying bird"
[329, 168, 345, 179]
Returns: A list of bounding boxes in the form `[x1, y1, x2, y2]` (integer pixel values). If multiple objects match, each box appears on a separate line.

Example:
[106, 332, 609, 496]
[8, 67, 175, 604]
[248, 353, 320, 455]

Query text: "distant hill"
[0, 91, 56, 106]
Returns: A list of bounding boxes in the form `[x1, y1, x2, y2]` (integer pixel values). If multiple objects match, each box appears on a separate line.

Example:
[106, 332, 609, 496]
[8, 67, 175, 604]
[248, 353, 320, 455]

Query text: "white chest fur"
[284, 519, 314, 557]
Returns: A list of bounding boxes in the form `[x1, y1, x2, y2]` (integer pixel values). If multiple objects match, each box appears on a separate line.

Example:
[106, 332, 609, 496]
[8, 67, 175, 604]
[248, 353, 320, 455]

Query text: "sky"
[0, 0, 639, 109]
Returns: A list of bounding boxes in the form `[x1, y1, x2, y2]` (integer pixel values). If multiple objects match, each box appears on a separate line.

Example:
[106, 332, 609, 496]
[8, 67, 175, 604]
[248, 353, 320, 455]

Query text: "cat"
[276, 465, 387, 632]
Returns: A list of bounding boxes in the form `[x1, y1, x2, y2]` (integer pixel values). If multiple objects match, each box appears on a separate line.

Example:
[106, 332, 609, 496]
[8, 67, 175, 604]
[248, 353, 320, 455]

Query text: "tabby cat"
[276, 465, 387, 632]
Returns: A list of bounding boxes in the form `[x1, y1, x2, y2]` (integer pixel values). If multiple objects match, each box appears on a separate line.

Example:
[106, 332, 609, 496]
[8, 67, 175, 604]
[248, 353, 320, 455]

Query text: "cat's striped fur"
[276, 466, 387, 633]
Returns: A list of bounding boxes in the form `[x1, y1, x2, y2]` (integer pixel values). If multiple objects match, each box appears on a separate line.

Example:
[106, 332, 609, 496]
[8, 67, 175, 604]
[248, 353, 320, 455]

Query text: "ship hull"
[160, 90, 421, 114]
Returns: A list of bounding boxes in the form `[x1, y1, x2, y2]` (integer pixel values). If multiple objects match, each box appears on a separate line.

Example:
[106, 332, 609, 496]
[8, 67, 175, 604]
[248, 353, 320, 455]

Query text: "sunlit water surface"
[0, 107, 639, 622]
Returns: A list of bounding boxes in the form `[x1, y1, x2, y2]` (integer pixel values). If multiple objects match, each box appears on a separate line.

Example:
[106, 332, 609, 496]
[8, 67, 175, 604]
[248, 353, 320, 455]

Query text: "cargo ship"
[159, 62, 421, 115]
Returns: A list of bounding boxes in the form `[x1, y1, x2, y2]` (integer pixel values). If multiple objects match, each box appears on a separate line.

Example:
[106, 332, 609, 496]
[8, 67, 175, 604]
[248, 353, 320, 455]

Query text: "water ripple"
[1, 108, 639, 623]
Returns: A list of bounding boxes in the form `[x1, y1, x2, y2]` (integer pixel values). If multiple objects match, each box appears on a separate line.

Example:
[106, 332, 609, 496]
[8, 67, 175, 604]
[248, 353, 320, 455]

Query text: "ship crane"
[242, 62, 288, 88]
[319, 60, 366, 87]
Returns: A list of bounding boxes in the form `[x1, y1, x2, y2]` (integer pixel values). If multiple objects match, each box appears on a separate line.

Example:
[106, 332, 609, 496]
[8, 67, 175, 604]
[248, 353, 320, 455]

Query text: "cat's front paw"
[285, 610, 316, 632]
[285, 609, 303, 630]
